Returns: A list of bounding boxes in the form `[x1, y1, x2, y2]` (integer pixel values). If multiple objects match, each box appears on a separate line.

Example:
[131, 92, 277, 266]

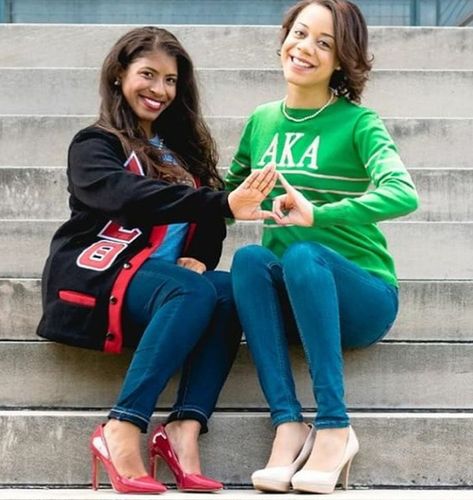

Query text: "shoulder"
[251, 100, 283, 120]
[334, 98, 379, 123]
[71, 125, 121, 147]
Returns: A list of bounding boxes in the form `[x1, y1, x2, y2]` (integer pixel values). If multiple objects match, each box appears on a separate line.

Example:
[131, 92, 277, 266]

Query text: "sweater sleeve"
[67, 129, 233, 226]
[313, 111, 419, 227]
[225, 115, 254, 191]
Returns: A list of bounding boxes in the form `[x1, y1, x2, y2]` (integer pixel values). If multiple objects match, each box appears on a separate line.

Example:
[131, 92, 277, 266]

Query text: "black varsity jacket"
[37, 126, 233, 353]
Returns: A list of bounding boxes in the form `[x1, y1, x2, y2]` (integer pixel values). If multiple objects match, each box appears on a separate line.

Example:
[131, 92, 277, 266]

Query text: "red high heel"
[149, 424, 223, 492]
[90, 424, 167, 494]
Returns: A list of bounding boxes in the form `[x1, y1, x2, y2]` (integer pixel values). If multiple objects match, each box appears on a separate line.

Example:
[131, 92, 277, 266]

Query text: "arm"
[68, 129, 232, 227]
[314, 111, 419, 227]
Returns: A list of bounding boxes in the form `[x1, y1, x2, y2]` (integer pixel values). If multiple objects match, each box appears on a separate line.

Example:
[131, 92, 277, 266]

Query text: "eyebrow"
[141, 66, 178, 77]
[297, 22, 335, 39]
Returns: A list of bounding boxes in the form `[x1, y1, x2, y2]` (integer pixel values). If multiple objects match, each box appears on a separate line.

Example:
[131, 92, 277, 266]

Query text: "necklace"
[282, 92, 335, 123]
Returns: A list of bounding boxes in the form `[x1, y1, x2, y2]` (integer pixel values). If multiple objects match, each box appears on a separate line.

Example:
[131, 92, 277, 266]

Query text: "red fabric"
[59, 290, 96, 308]
[104, 226, 167, 353]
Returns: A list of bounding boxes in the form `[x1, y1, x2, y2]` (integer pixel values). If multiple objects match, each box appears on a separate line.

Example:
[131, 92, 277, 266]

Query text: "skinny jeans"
[231, 242, 398, 429]
[109, 258, 241, 433]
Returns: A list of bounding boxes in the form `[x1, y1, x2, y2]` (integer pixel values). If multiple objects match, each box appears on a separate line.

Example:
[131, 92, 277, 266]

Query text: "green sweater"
[225, 97, 419, 287]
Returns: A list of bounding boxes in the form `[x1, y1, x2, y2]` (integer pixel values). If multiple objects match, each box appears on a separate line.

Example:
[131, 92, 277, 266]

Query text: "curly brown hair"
[281, 0, 373, 103]
[96, 26, 222, 189]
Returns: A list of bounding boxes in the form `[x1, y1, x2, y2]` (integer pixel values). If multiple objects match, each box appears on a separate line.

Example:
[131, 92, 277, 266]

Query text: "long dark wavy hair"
[96, 26, 222, 189]
[281, 0, 373, 103]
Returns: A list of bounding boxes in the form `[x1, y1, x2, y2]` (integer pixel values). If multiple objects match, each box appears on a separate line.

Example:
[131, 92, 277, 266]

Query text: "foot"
[265, 422, 311, 468]
[302, 427, 350, 472]
[103, 419, 148, 479]
[164, 420, 202, 474]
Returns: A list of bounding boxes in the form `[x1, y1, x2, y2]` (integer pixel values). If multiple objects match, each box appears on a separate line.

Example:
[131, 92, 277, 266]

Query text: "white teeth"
[291, 56, 312, 68]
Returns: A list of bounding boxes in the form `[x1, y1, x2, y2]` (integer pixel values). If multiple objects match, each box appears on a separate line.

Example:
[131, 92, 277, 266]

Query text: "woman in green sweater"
[227, 0, 419, 494]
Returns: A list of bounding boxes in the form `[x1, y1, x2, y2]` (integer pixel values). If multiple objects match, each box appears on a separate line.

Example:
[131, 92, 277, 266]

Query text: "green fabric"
[225, 97, 419, 287]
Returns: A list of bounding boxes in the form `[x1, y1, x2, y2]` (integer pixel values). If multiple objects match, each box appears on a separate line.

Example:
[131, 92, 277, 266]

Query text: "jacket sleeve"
[67, 128, 233, 226]
[313, 111, 420, 227]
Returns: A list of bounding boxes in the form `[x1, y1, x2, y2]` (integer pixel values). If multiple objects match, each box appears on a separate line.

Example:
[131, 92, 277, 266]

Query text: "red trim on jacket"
[104, 226, 167, 353]
[59, 290, 97, 308]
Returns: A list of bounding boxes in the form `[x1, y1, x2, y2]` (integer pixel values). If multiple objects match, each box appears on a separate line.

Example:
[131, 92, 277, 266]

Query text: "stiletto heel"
[91, 456, 99, 491]
[291, 426, 359, 494]
[341, 456, 353, 490]
[90, 423, 167, 494]
[251, 424, 316, 492]
[149, 424, 223, 492]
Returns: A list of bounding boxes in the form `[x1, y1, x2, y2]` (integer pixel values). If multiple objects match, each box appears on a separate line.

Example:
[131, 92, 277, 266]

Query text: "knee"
[174, 272, 218, 311]
[282, 242, 328, 280]
[232, 245, 274, 271]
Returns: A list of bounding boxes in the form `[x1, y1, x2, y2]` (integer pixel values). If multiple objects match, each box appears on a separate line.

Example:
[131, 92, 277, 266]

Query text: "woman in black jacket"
[37, 26, 276, 494]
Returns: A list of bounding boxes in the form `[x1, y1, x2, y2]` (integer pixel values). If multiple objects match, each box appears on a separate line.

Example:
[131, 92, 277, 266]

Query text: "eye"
[166, 76, 178, 85]
[140, 70, 153, 79]
[318, 40, 332, 49]
[292, 29, 305, 38]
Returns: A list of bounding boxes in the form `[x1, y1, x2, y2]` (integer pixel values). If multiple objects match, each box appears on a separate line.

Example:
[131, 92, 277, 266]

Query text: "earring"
[276, 49, 281, 56]
[114, 79, 121, 86]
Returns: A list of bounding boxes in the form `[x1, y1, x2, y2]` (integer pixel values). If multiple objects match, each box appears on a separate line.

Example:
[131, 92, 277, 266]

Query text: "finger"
[272, 197, 285, 219]
[242, 170, 260, 189]
[246, 164, 276, 190]
[259, 209, 279, 220]
[278, 172, 297, 194]
[259, 171, 278, 195]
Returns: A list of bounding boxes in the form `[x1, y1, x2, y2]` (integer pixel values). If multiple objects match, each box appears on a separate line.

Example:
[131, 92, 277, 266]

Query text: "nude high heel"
[291, 426, 359, 494]
[251, 424, 316, 492]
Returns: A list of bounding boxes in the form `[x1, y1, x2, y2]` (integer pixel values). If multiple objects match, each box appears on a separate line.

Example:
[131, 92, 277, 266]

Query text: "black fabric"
[37, 126, 231, 352]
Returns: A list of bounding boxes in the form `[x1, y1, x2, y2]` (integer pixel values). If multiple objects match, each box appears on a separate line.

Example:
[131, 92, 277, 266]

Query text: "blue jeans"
[231, 242, 398, 429]
[109, 259, 241, 433]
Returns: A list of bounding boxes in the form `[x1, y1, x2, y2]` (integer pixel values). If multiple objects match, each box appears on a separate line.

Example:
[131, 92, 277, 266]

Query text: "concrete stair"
[1, 23, 472, 498]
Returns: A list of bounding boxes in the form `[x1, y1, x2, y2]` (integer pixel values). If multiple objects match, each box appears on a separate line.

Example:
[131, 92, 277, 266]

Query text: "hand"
[227, 164, 277, 220]
[177, 257, 207, 274]
[272, 173, 314, 227]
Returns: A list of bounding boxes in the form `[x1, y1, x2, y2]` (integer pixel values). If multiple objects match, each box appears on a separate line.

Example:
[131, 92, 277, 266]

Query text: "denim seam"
[110, 407, 149, 425]
[168, 407, 208, 420]
[267, 261, 301, 425]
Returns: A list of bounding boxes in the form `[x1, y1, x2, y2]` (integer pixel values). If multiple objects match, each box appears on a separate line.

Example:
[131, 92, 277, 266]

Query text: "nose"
[150, 79, 166, 96]
[296, 37, 315, 55]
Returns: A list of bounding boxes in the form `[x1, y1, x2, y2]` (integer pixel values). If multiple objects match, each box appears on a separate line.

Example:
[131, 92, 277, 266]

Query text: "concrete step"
[1, 221, 472, 279]
[1, 490, 473, 500]
[1, 166, 471, 221]
[1, 116, 472, 169]
[0, 69, 472, 117]
[0, 411, 471, 486]
[2, 279, 472, 342]
[0, 25, 471, 70]
[1, 341, 472, 409]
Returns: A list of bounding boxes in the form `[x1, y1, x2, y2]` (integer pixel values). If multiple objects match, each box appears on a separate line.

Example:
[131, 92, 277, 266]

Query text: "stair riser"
[1, 117, 471, 168]
[1, 167, 471, 221]
[0, 412, 471, 486]
[1, 26, 472, 70]
[0, 221, 472, 279]
[0, 70, 472, 117]
[1, 342, 472, 409]
[2, 279, 472, 342]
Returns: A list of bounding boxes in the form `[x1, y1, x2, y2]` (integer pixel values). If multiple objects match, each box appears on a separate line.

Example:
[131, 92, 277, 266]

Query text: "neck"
[285, 84, 333, 109]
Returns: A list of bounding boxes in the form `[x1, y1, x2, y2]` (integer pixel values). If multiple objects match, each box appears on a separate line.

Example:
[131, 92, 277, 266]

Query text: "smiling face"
[120, 49, 178, 137]
[281, 2, 339, 97]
